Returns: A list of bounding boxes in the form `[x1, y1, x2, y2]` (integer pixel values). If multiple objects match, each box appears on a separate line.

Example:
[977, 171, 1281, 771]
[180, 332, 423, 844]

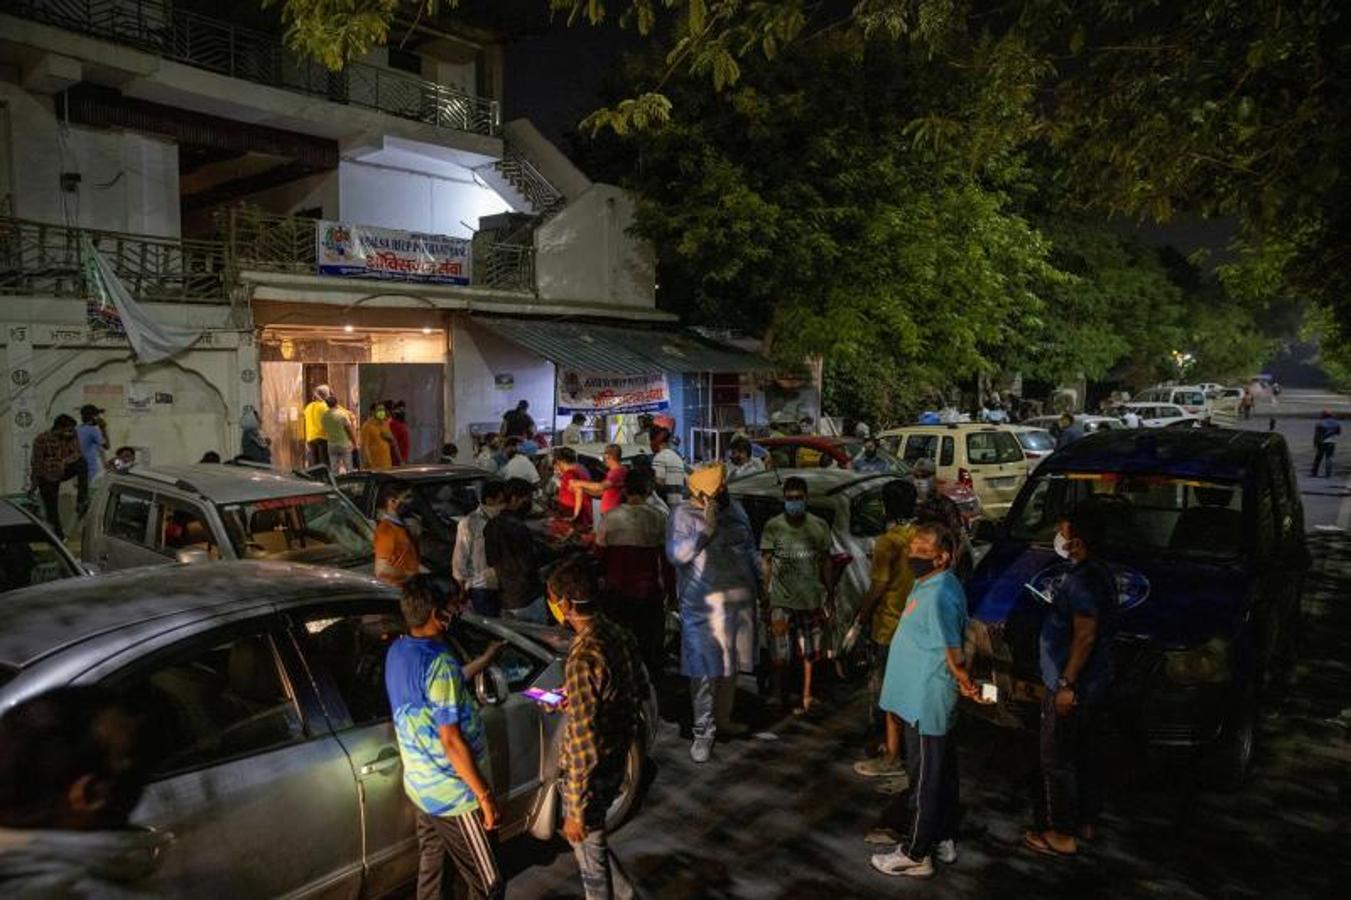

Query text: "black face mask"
[909, 556, 938, 579]
[396, 500, 416, 519]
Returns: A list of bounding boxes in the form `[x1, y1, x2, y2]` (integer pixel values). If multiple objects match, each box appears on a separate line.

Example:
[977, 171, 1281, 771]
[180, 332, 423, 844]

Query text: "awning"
[472, 317, 773, 375]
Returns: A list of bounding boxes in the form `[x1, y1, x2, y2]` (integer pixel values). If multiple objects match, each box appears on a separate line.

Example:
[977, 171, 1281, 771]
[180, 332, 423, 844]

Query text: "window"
[217, 493, 373, 567]
[117, 632, 303, 775]
[850, 488, 887, 537]
[965, 432, 1025, 465]
[295, 610, 402, 727]
[337, 477, 371, 509]
[106, 489, 153, 545]
[903, 435, 938, 463]
[0, 523, 77, 592]
[1178, 391, 1205, 406]
[1158, 407, 1181, 419]
[1016, 431, 1055, 452]
[940, 436, 955, 467]
[156, 499, 218, 559]
[415, 478, 488, 528]
[447, 620, 544, 692]
[768, 446, 794, 470]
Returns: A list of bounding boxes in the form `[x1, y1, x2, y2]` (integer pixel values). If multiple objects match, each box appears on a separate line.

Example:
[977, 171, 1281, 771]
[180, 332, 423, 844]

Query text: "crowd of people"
[302, 385, 414, 473]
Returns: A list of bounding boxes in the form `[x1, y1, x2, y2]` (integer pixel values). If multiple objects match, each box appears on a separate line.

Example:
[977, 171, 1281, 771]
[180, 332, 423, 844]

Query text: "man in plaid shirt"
[28, 414, 88, 540]
[545, 556, 650, 900]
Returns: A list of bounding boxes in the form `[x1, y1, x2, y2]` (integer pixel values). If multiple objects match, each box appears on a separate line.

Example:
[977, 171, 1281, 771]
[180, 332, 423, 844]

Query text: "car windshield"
[1016, 430, 1055, 451]
[218, 493, 374, 566]
[0, 522, 77, 593]
[1009, 471, 1247, 559]
[412, 477, 490, 532]
[736, 495, 837, 539]
[966, 431, 1025, 464]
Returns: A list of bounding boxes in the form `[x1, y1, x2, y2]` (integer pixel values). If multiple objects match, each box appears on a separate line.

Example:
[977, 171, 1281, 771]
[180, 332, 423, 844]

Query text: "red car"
[752, 436, 983, 526]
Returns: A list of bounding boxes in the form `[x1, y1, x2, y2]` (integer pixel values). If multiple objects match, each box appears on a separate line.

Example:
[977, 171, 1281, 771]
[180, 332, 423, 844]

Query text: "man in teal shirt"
[385, 576, 504, 900]
[871, 524, 979, 880]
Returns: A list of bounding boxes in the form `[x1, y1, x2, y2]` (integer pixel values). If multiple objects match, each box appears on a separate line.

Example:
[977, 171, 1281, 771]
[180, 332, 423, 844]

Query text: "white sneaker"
[870, 847, 934, 878]
[935, 840, 957, 865]
[690, 737, 713, 764]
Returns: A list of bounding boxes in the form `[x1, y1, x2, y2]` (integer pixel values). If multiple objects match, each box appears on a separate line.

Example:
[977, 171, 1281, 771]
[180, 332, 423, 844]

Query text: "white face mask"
[1054, 531, 1071, 559]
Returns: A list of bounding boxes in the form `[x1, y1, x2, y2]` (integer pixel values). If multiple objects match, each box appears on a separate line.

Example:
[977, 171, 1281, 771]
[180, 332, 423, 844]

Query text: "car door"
[337, 474, 377, 519]
[94, 486, 165, 571]
[102, 620, 365, 899]
[285, 600, 419, 897]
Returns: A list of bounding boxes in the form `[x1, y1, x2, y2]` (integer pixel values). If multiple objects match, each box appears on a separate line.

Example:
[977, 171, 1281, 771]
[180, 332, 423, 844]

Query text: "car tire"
[1210, 689, 1256, 791]
[603, 738, 647, 832]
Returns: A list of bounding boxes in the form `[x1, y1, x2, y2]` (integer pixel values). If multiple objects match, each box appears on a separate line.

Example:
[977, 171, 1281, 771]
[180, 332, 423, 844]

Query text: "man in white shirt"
[649, 427, 687, 508]
[452, 480, 506, 616]
[727, 439, 765, 481]
[500, 436, 541, 484]
[1122, 409, 1142, 429]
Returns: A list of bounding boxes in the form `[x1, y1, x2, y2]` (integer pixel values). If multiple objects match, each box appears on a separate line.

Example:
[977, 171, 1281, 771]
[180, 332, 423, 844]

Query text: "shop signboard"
[557, 371, 671, 415]
[316, 221, 471, 285]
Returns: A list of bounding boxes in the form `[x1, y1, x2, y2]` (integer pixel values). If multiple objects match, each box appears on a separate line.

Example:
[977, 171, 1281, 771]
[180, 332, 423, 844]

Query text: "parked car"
[729, 469, 908, 648]
[1118, 402, 1202, 429]
[81, 463, 374, 573]
[1022, 415, 1127, 435]
[0, 498, 86, 592]
[1133, 385, 1211, 419]
[1195, 382, 1224, 397]
[0, 562, 657, 897]
[334, 465, 494, 578]
[965, 428, 1308, 786]
[1009, 427, 1056, 468]
[756, 435, 983, 524]
[878, 424, 1031, 519]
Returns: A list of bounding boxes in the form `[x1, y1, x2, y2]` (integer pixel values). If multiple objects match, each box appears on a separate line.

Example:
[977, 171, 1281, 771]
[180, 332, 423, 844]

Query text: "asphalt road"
[499, 389, 1351, 899]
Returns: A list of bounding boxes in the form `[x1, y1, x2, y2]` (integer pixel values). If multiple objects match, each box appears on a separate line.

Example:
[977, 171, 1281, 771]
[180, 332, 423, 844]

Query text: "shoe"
[854, 756, 905, 778]
[936, 840, 957, 865]
[874, 774, 909, 795]
[865, 828, 902, 845]
[870, 847, 933, 878]
[690, 737, 713, 763]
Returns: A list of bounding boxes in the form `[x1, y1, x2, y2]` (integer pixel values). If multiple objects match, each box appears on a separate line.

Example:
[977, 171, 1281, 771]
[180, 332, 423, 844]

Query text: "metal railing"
[0, 216, 229, 303]
[225, 208, 536, 294]
[11, 0, 501, 136]
[494, 145, 567, 218]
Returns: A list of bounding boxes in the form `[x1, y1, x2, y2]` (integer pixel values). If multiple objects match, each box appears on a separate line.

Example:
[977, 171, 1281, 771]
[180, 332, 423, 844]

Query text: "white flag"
[81, 234, 202, 363]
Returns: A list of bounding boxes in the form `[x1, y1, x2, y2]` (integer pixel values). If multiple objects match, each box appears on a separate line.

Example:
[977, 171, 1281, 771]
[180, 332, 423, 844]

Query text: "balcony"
[10, 0, 500, 136]
[0, 216, 229, 304]
[225, 209, 535, 295]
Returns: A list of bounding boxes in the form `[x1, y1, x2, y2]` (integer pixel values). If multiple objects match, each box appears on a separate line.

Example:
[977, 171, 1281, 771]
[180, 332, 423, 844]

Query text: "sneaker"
[874, 774, 909, 795]
[853, 756, 905, 778]
[865, 828, 902, 845]
[936, 840, 957, 865]
[870, 848, 933, 878]
[690, 737, 713, 764]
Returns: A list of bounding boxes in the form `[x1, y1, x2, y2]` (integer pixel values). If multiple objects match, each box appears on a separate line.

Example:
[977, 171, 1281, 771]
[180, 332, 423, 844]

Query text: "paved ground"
[500, 389, 1351, 898]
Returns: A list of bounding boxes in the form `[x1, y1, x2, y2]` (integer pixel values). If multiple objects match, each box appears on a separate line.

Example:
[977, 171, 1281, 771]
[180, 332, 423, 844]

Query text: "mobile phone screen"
[1024, 583, 1053, 604]
[523, 687, 565, 707]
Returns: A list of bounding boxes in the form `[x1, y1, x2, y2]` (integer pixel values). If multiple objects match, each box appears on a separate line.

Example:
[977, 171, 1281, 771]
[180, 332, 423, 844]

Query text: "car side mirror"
[176, 548, 211, 565]
[972, 517, 1003, 544]
[475, 666, 509, 707]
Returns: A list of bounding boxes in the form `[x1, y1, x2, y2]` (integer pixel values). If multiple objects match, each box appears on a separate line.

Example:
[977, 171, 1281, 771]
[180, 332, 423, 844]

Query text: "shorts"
[769, 606, 826, 664]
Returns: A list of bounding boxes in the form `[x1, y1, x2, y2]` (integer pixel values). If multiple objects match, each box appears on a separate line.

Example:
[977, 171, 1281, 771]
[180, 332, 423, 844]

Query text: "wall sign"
[317, 221, 471, 285]
[557, 371, 671, 415]
[494, 374, 514, 391]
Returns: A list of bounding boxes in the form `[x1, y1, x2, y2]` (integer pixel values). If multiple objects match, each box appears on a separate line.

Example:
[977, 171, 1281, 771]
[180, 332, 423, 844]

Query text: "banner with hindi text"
[316, 221, 471, 285]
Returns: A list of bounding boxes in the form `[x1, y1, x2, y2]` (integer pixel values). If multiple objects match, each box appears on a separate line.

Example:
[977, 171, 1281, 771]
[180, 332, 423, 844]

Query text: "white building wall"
[535, 184, 656, 310]
[1, 82, 180, 236]
[338, 159, 510, 238]
[449, 318, 553, 452]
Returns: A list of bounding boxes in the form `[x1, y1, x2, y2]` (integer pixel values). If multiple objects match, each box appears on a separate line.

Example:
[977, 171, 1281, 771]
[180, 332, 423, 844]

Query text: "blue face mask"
[784, 499, 807, 518]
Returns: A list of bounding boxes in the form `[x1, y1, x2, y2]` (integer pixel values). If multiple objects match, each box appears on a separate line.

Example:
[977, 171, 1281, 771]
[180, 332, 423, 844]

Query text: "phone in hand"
[1024, 583, 1053, 605]
[523, 687, 566, 709]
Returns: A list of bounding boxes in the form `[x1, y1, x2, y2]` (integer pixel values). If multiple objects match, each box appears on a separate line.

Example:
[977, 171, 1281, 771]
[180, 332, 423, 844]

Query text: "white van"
[1133, 386, 1210, 419]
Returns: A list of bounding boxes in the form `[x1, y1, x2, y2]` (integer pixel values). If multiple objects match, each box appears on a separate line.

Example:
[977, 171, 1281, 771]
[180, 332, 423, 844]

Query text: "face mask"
[909, 556, 937, 579]
[865, 449, 877, 458]
[394, 410, 406, 421]
[396, 500, 416, 519]
[784, 499, 807, 517]
[1054, 532, 1071, 559]
[548, 596, 566, 625]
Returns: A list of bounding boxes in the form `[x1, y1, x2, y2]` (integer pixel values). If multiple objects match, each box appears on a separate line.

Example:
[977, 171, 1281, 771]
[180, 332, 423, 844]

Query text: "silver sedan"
[0, 562, 656, 897]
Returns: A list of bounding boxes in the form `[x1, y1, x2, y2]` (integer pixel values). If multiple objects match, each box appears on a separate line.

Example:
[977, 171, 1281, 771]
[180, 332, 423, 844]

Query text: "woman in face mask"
[870, 524, 980, 879]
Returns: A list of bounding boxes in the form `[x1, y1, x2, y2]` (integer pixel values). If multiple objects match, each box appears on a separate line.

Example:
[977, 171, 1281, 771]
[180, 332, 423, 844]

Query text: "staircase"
[491, 143, 567, 220]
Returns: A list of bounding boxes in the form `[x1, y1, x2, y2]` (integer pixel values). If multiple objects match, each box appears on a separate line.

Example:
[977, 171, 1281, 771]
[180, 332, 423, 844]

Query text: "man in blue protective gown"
[666, 462, 761, 764]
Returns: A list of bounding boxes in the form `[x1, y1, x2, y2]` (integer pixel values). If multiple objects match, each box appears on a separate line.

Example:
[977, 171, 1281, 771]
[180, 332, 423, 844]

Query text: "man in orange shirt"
[374, 484, 422, 586]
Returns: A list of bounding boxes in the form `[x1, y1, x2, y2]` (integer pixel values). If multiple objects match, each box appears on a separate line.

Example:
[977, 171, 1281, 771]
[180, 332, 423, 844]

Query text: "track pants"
[901, 719, 960, 860]
[415, 809, 503, 900]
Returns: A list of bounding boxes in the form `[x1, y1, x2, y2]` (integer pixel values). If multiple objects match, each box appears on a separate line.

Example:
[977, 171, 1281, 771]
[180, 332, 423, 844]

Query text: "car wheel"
[603, 738, 646, 832]
[1210, 689, 1256, 791]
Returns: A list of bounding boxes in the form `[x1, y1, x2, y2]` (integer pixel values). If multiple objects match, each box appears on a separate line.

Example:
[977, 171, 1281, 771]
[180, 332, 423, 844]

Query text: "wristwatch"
[1056, 677, 1075, 691]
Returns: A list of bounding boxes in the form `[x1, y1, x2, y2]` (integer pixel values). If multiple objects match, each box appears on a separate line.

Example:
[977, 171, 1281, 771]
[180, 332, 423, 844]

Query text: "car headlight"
[1163, 637, 1232, 685]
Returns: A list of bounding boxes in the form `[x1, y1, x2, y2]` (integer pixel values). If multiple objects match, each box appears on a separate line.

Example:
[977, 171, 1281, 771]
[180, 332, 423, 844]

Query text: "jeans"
[468, 588, 501, 618]
[328, 446, 352, 475]
[1038, 691, 1105, 835]
[1312, 441, 1335, 477]
[691, 675, 736, 741]
[570, 829, 634, 900]
[36, 460, 89, 541]
[901, 719, 960, 860]
[502, 595, 547, 624]
[414, 809, 503, 900]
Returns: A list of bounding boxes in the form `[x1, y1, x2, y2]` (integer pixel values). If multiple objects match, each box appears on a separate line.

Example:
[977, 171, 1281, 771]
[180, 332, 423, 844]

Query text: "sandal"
[1022, 830, 1077, 859]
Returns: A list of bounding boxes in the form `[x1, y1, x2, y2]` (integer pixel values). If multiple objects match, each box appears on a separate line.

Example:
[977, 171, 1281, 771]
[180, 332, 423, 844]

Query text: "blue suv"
[966, 428, 1308, 785]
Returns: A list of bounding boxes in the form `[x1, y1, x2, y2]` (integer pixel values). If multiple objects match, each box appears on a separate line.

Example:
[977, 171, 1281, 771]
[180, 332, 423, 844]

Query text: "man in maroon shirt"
[389, 401, 412, 464]
[596, 468, 672, 683]
[552, 447, 594, 529]
[576, 444, 628, 519]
